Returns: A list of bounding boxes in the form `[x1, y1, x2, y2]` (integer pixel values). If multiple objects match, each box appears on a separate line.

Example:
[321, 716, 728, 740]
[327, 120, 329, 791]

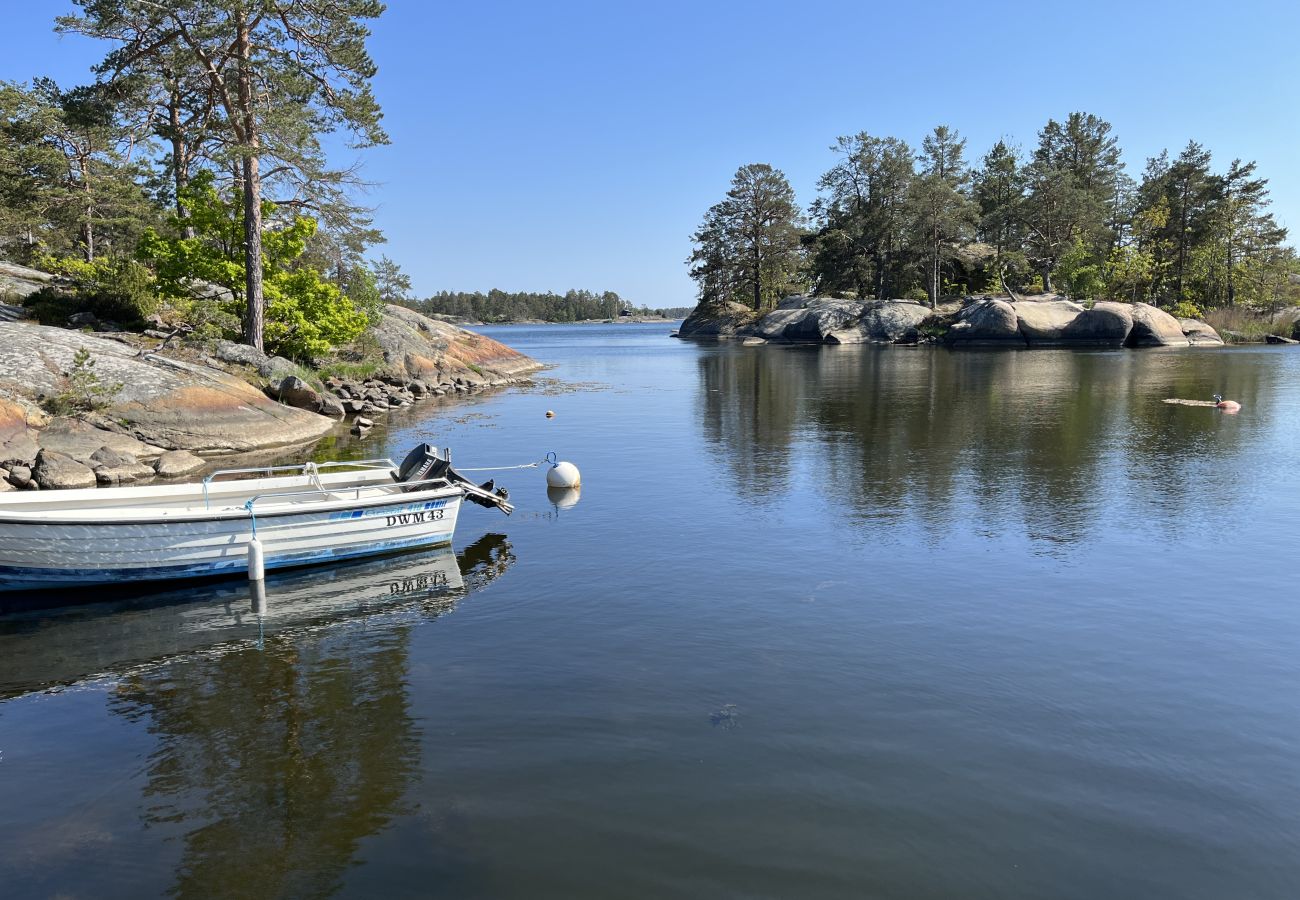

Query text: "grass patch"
[1204, 307, 1297, 343]
[317, 359, 384, 382]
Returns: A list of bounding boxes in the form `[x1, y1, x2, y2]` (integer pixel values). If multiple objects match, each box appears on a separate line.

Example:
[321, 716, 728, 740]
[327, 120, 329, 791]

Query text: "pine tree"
[908, 126, 977, 308]
[62, 0, 388, 351]
[689, 164, 805, 311]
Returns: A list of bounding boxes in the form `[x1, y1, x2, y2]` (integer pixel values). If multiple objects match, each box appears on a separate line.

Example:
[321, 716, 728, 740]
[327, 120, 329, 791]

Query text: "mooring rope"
[456, 452, 558, 473]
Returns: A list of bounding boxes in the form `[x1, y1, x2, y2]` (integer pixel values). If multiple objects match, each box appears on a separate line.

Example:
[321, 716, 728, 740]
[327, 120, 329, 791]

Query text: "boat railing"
[242, 471, 513, 534]
[202, 458, 398, 509]
[242, 474, 452, 513]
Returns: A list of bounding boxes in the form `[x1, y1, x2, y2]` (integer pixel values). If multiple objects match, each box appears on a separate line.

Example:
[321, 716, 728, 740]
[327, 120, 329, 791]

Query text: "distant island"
[684, 112, 1299, 341]
[404, 290, 690, 324]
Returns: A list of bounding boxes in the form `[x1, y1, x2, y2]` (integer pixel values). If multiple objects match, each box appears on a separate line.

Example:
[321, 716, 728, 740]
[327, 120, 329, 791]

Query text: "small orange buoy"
[545, 410, 555, 418]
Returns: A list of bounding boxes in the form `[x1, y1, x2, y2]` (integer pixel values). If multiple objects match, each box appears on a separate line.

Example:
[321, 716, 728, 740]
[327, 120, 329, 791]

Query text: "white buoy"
[546, 461, 581, 488]
[547, 485, 582, 510]
[247, 537, 265, 582]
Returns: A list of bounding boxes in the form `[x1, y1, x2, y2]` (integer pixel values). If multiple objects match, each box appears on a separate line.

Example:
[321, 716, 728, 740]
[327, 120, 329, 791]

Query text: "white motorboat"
[0, 444, 511, 591]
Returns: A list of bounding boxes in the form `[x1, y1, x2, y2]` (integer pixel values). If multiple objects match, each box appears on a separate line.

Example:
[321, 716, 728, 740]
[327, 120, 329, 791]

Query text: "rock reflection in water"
[697, 346, 1275, 549]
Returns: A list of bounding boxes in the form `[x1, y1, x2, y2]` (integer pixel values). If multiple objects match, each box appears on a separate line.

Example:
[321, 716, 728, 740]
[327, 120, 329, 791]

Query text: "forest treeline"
[689, 113, 1298, 318]
[409, 290, 690, 322]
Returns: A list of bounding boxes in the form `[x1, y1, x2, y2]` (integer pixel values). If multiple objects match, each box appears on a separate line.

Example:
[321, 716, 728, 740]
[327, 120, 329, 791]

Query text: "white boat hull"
[0, 462, 478, 591]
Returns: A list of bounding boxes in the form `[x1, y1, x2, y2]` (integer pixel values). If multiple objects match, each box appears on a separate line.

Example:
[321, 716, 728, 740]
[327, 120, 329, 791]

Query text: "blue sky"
[3, 0, 1298, 306]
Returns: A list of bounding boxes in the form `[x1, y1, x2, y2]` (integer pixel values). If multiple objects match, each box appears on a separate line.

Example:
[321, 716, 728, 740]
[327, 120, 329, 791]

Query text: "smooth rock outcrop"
[947, 298, 1024, 345]
[0, 261, 53, 300]
[858, 300, 934, 343]
[750, 307, 809, 340]
[779, 299, 863, 342]
[36, 418, 164, 465]
[0, 322, 334, 453]
[370, 304, 541, 382]
[1127, 303, 1189, 347]
[1061, 301, 1133, 347]
[678, 301, 761, 338]
[1013, 300, 1086, 346]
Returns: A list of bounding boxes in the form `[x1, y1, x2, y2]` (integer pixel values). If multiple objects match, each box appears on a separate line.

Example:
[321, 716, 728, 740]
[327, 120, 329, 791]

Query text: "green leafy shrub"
[1167, 299, 1204, 319]
[904, 286, 930, 303]
[138, 171, 370, 360]
[25, 254, 159, 326]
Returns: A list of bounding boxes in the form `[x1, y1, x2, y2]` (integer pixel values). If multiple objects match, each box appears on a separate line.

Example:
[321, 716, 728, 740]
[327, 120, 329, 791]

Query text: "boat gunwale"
[0, 470, 464, 527]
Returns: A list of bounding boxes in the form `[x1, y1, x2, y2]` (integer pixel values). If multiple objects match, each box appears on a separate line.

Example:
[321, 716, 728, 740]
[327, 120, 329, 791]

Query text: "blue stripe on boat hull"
[0, 531, 456, 591]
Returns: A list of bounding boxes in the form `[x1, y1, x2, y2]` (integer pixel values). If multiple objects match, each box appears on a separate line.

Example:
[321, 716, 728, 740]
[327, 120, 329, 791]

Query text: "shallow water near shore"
[3, 323, 1300, 899]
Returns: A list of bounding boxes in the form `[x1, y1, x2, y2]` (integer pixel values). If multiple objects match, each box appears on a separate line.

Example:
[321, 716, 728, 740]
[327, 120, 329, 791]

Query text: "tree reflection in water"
[105, 534, 515, 900]
[696, 346, 1275, 551]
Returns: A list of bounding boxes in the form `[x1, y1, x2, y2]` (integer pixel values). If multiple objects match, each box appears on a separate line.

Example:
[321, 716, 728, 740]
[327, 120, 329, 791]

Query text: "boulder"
[268, 375, 324, 412]
[94, 462, 155, 485]
[0, 475, 12, 492]
[407, 380, 428, 397]
[1178, 318, 1225, 346]
[89, 445, 137, 469]
[210, 339, 271, 369]
[1012, 300, 1085, 346]
[7, 464, 32, 489]
[1265, 333, 1299, 345]
[1127, 303, 1189, 347]
[317, 391, 345, 418]
[678, 301, 760, 339]
[33, 449, 97, 490]
[860, 300, 935, 343]
[947, 298, 1024, 345]
[154, 449, 206, 478]
[780, 299, 863, 342]
[1061, 301, 1133, 347]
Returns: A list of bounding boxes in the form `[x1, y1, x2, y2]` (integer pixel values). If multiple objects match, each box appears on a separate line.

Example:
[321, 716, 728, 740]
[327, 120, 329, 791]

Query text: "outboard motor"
[394, 443, 451, 491]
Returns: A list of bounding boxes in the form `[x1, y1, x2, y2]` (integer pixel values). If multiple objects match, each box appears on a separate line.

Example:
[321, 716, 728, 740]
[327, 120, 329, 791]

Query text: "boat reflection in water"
[0, 532, 515, 699]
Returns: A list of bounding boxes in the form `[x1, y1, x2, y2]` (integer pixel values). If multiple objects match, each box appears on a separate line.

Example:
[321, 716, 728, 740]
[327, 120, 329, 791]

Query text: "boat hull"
[0, 492, 463, 590]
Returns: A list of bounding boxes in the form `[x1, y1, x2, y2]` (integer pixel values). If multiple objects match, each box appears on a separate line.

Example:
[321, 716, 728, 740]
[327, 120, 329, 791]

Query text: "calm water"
[3, 324, 1300, 899]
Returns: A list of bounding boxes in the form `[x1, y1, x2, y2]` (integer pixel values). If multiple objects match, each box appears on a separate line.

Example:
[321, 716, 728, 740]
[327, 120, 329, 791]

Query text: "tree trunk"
[236, 12, 265, 351]
[169, 89, 195, 240]
[1040, 265, 1054, 294]
[752, 248, 762, 311]
[242, 152, 265, 350]
[929, 228, 939, 310]
[79, 158, 94, 262]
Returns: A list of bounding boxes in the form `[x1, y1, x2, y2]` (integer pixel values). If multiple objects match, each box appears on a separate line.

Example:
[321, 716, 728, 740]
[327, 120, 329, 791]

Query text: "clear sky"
[3, 0, 1298, 306]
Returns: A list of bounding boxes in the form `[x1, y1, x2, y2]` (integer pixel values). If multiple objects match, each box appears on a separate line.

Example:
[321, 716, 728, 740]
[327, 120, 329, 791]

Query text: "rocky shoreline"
[677, 295, 1231, 349]
[0, 302, 541, 491]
